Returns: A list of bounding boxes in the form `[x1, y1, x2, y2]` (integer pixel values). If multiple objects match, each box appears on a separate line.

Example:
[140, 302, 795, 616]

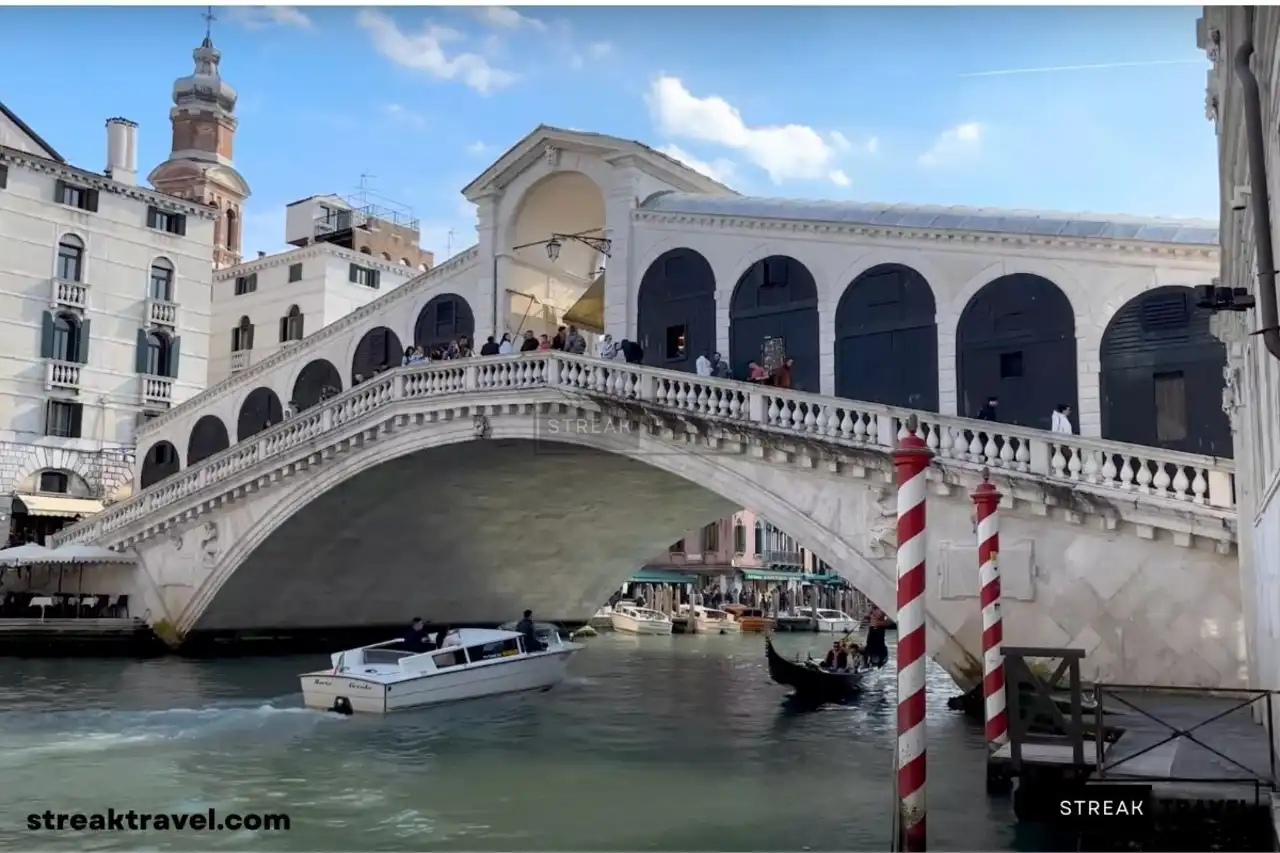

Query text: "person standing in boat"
[515, 609, 543, 652]
[403, 617, 432, 653]
[863, 607, 889, 668]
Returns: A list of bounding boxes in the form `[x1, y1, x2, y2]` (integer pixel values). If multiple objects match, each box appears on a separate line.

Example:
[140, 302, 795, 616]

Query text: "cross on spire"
[202, 6, 216, 41]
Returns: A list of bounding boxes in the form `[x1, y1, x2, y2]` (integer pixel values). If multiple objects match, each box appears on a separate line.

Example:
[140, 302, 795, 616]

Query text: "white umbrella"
[0, 543, 54, 567]
[45, 544, 136, 565]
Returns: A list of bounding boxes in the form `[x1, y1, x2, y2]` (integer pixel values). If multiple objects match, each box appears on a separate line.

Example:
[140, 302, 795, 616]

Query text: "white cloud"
[866, 136, 879, 155]
[829, 170, 850, 187]
[227, 6, 313, 30]
[586, 41, 613, 60]
[473, 6, 546, 32]
[382, 103, 426, 129]
[657, 144, 736, 184]
[467, 140, 490, 156]
[646, 76, 849, 186]
[918, 122, 982, 168]
[357, 9, 516, 95]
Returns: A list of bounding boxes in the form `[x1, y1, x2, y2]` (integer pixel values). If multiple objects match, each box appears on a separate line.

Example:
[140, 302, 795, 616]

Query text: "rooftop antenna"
[202, 5, 216, 41]
[446, 229, 455, 256]
[354, 173, 377, 209]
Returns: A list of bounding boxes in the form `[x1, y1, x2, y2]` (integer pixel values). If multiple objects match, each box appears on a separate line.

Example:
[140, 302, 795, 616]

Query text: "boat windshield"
[364, 648, 415, 664]
[498, 621, 563, 646]
[817, 610, 848, 619]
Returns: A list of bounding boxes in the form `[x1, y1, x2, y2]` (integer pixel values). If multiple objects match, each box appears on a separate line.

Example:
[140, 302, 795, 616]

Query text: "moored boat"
[793, 607, 859, 633]
[299, 626, 582, 714]
[588, 606, 616, 630]
[610, 604, 673, 635]
[681, 604, 741, 634]
[722, 604, 774, 632]
[764, 635, 865, 704]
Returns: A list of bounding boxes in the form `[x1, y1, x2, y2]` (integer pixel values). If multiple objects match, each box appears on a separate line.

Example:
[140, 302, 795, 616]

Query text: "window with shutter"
[288, 263, 303, 282]
[0, 164, 7, 190]
[76, 318, 91, 365]
[349, 263, 358, 283]
[279, 316, 289, 342]
[169, 337, 181, 378]
[45, 400, 83, 438]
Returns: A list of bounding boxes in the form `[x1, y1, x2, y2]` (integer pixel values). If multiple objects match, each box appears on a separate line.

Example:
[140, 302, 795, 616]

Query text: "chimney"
[257, 251, 266, 258]
[104, 117, 138, 186]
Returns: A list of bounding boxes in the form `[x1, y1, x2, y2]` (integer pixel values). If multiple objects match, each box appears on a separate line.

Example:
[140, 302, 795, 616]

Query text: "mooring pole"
[893, 415, 933, 853]
[971, 468, 1007, 753]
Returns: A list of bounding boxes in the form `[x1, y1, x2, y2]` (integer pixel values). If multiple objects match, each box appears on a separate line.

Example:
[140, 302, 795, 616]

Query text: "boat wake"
[0, 700, 339, 766]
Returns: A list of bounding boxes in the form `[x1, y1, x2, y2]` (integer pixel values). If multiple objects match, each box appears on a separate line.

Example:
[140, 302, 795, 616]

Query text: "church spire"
[202, 5, 215, 45]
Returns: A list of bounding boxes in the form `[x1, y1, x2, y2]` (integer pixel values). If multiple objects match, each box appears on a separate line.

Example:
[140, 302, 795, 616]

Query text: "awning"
[0, 542, 54, 567]
[630, 568, 698, 584]
[12, 494, 105, 518]
[46, 544, 136, 565]
[740, 569, 808, 582]
[561, 273, 605, 333]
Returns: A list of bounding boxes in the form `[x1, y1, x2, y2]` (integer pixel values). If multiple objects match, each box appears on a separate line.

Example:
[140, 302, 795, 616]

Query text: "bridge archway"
[1100, 286, 1231, 457]
[351, 326, 403, 384]
[729, 256, 820, 392]
[187, 415, 230, 465]
[237, 387, 284, 442]
[182, 422, 973, 681]
[140, 440, 180, 489]
[835, 263, 938, 410]
[956, 274, 1077, 430]
[414, 294, 475, 352]
[636, 248, 716, 374]
[502, 170, 607, 338]
[292, 359, 342, 412]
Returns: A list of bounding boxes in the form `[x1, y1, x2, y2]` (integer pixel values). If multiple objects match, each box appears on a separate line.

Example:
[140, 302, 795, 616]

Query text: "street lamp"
[546, 237, 561, 263]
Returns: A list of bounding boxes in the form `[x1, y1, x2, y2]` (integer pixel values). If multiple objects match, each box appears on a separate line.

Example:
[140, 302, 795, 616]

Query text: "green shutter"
[0, 164, 7, 190]
[85, 189, 99, 212]
[371, 270, 381, 289]
[169, 336, 181, 378]
[76, 318, 91, 364]
[279, 316, 288, 342]
[175, 214, 187, 236]
[134, 329, 148, 374]
[40, 311, 54, 359]
[146, 206, 158, 229]
[53, 179, 65, 203]
[349, 263, 358, 283]
[68, 403, 83, 438]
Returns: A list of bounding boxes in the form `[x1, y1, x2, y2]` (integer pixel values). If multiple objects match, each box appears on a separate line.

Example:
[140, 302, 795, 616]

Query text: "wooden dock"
[989, 647, 1278, 849]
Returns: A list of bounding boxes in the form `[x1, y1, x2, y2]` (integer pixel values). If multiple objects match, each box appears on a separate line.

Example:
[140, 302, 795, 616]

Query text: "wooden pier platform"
[989, 647, 1278, 850]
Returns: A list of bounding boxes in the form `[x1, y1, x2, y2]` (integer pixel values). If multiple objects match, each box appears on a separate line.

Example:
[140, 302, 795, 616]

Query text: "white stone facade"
[1200, 8, 1280, 719]
[52, 354, 1242, 688]
[0, 117, 215, 539]
[210, 243, 417, 385]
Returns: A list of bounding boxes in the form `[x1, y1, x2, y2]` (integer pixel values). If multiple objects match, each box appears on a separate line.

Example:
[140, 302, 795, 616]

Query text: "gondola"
[765, 635, 866, 704]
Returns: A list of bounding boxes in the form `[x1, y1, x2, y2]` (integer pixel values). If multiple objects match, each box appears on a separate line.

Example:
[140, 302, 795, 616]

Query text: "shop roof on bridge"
[640, 193, 1220, 246]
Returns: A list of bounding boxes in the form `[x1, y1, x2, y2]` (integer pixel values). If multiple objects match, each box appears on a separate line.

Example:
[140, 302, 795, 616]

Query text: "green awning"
[561, 273, 605, 333]
[630, 568, 698, 584]
[740, 569, 807, 582]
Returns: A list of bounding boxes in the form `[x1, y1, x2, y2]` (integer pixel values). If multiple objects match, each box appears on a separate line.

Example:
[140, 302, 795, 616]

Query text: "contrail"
[960, 59, 1202, 78]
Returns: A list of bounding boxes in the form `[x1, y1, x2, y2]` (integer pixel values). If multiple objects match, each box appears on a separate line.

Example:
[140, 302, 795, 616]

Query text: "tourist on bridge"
[480, 336, 500, 356]
[711, 353, 731, 379]
[403, 617, 432, 653]
[618, 339, 643, 363]
[770, 358, 794, 390]
[498, 333, 514, 355]
[551, 326, 566, 350]
[977, 396, 999, 421]
[1051, 403, 1075, 435]
[565, 326, 587, 354]
[538, 334, 552, 351]
[520, 330, 540, 352]
[597, 334, 618, 360]
[747, 361, 768, 382]
[696, 353, 713, 376]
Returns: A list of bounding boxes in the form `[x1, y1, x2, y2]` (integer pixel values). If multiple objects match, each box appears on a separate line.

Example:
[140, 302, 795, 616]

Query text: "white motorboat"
[588, 606, 616, 630]
[681, 604, 742, 634]
[799, 607, 859, 633]
[299, 625, 582, 714]
[610, 603, 673, 635]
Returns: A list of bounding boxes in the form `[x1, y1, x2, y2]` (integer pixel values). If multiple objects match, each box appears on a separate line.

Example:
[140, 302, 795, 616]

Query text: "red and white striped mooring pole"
[894, 416, 934, 853]
[971, 468, 1008, 752]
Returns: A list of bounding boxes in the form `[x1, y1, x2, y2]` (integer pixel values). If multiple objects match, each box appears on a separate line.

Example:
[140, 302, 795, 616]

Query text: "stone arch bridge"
[54, 353, 1242, 690]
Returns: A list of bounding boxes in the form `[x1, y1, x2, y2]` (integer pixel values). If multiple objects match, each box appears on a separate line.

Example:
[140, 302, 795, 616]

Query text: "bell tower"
[148, 8, 251, 269]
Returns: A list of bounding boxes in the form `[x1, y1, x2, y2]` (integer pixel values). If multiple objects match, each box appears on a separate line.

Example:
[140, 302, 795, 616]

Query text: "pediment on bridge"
[461, 124, 737, 202]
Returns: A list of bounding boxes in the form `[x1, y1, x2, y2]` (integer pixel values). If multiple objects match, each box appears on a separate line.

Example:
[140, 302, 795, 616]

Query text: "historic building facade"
[1200, 7, 1280, 719]
[0, 98, 216, 545]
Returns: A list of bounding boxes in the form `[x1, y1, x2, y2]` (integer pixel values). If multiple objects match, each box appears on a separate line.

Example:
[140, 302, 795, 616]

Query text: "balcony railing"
[51, 353, 1241, 548]
[44, 360, 81, 391]
[147, 298, 178, 328]
[51, 278, 88, 311]
[140, 375, 173, 407]
[764, 550, 804, 567]
[230, 351, 251, 373]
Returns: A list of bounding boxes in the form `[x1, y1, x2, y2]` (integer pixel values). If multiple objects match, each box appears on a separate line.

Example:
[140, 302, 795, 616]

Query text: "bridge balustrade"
[52, 352, 1237, 547]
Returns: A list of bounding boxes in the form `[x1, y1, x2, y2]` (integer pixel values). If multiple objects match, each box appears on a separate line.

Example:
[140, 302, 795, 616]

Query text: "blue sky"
[0, 5, 1216, 260]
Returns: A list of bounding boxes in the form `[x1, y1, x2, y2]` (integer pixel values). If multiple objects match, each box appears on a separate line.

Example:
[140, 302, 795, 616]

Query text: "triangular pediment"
[462, 124, 736, 201]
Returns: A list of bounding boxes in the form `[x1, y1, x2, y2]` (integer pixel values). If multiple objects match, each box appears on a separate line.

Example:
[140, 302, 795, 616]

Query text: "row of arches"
[143, 293, 480, 488]
[142, 255, 1231, 489]
[57, 234, 177, 302]
[637, 248, 1231, 456]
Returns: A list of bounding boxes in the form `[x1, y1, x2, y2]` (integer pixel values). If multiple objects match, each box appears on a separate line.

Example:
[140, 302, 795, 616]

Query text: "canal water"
[0, 632, 1023, 851]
